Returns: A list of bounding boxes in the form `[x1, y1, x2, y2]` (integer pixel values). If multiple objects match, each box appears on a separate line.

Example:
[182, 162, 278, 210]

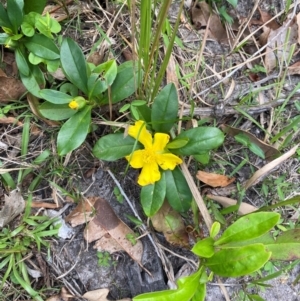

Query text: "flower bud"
[68, 96, 86, 110]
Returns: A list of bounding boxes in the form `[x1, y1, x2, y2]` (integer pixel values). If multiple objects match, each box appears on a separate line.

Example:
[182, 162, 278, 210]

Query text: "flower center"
[143, 148, 156, 164]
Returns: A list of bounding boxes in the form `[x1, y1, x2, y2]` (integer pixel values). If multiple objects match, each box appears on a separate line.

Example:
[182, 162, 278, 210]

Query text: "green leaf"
[57, 106, 91, 155]
[214, 212, 280, 246]
[0, 3, 12, 28]
[24, 34, 60, 60]
[15, 47, 30, 76]
[21, 21, 35, 36]
[165, 167, 192, 212]
[60, 83, 78, 97]
[39, 89, 74, 104]
[132, 100, 147, 106]
[141, 174, 166, 217]
[0, 33, 10, 44]
[60, 37, 88, 95]
[39, 102, 76, 120]
[172, 127, 224, 156]
[87, 73, 107, 98]
[136, 104, 152, 123]
[24, 0, 47, 14]
[249, 142, 265, 159]
[133, 267, 203, 301]
[35, 13, 61, 38]
[7, 0, 24, 33]
[265, 229, 300, 261]
[93, 59, 117, 86]
[191, 283, 206, 301]
[20, 64, 45, 97]
[100, 61, 141, 105]
[93, 133, 142, 161]
[192, 237, 215, 258]
[151, 83, 178, 133]
[205, 244, 271, 277]
[226, 0, 238, 7]
[210, 222, 221, 239]
[167, 138, 189, 149]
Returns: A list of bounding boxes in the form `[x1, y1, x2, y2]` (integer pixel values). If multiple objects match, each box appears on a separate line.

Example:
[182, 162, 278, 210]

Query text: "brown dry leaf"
[287, 60, 300, 75]
[196, 171, 235, 188]
[265, 15, 299, 72]
[0, 76, 27, 102]
[244, 145, 298, 190]
[221, 124, 281, 161]
[191, 2, 229, 44]
[0, 190, 25, 227]
[206, 194, 257, 215]
[0, 116, 22, 126]
[151, 201, 189, 247]
[251, 8, 280, 30]
[83, 288, 131, 301]
[65, 197, 98, 227]
[90, 197, 143, 264]
[166, 52, 179, 89]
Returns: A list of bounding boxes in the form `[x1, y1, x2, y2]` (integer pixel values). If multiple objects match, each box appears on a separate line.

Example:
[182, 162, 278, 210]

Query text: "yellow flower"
[68, 96, 86, 110]
[69, 100, 79, 110]
[125, 120, 182, 186]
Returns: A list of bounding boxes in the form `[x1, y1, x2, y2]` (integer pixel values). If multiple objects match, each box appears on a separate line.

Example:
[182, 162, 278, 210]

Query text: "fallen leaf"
[65, 197, 97, 227]
[196, 171, 235, 188]
[151, 201, 189, 247]
[251, 8, 280, 30]
[244, 145, 298, 190]
[166, 52, 179, 89]
[0, 76, 27, 102]
[90, 198, 143, 264]
[288, 60, 300, 75]
[0, 190, 25, 227]
[221, 124, 281, 161]
[83, 288, 131, 301]
[0, 116, 22, 126]
[190, 1, 229, 44]
[206, 194, 257, 215]
[265, 15, 298, 72]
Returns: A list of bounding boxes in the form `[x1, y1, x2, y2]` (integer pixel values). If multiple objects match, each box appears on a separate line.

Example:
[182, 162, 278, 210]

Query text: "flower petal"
[153, 133, 170, 151]
[138, 162, 160, 186]
[128, 120, 152, 148]
[126, 150, 145, 168]
[156, 153, 182, 170]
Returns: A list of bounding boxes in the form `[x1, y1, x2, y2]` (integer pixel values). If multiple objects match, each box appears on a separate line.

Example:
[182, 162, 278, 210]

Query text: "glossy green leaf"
[141, 174, 166, 217]
[7, 0, 24, 33]
[60, 83, 78, 97]
[133, 267, 203, 301]
[24, 34, 59, 60]
[60, 37, 88, 95]
[28, 52, 43, 64]
[93, 59, 117, 86]
[0, 3, 12, 28]
[100, 61, 141, 105]
[35, 13, 61, 38]
[194, 152, 210, 164]
[151, 83, 178, 133]
[192, 237, 215, 258]
[15, 48, 30, 76]
[165, 167, 192, 212]
[205, 244, 271, 277]
[45, 58, 60, 72]
[24, 0, 47, 14]
[39, 102, 76, 120]
[172, 127, 224, 156]
[93, 133, 142, 161]
[39, 89, 74, 104]
[57, 106, 92, 155]
[167, 138, 188, 149]
[214, 212, 280, 246]
[21, 21, 35, 36]
[20, 64, 45, 97]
